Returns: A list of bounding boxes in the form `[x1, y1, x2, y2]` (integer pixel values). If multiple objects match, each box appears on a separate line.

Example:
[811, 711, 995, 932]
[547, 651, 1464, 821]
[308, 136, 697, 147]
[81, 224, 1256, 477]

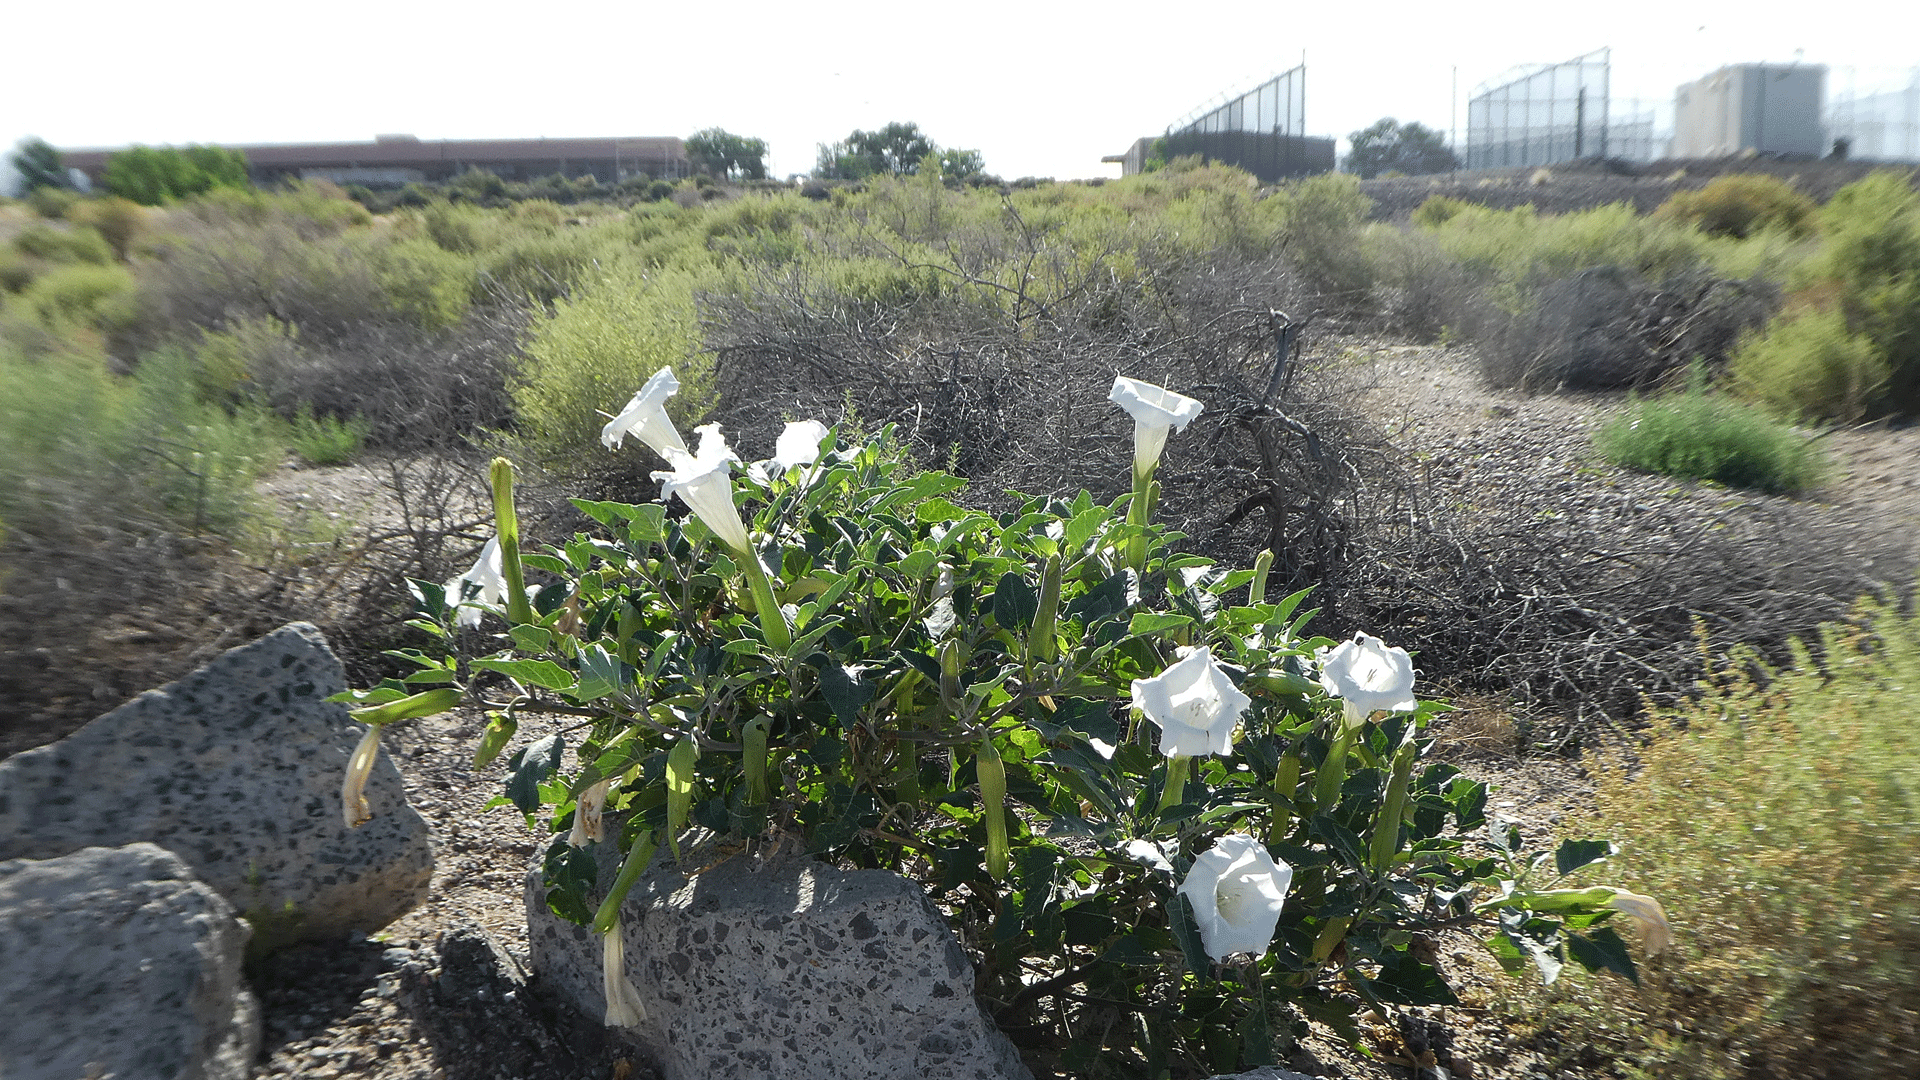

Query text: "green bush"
[1511, 599, 1920, 1079]
[11, 223, 113, 265]
[1409, 194, 1473, 230]
[21, 262, 137, 331]
[510, 262, 715, 463]
[287, 404, 370, 466]
[26, 186, 78, 219]
[0, 344, 277, 537]
[1596, 378, 1826, 494]
[1729, 309, 1890, 422]
[1804, 172, 1920, 412]
[67, 197, 147, 261]
[367, 236, 474, 331]
[104, 144, 250, 206]
[1654, 174, 1818, 240]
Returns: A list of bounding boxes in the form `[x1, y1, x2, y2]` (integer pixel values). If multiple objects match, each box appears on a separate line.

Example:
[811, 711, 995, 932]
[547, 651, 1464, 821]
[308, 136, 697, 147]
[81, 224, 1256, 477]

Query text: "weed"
[1596, 376, 1826, 494]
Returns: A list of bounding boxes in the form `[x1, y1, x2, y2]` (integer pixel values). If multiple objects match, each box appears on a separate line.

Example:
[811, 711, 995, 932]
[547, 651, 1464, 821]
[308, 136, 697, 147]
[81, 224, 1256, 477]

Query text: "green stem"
[1265, 752, 1301, 846]
[740, 553, 791, 654]
[1158, 755, 1189, 815]
[1368, 736, 1417, 872]
[1312, 724, 1353, 812]
[592, 828, 658, 934]
[490, 457, 535, 625]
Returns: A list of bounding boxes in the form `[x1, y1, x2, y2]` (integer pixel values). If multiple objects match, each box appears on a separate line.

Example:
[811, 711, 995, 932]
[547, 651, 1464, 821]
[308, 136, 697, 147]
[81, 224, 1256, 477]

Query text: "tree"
[103, 144, 250, 205]
[1344, 119, 1457, 179]
[814, 122, 938, 179]
[9, 137, 69, 194]
[937, 147, 987, 182]
[685, 128, 770, 181]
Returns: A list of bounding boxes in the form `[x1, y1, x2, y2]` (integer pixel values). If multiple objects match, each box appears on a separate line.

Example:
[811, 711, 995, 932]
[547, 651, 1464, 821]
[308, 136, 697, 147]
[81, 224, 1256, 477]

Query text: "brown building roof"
[61, 134, 688, 180]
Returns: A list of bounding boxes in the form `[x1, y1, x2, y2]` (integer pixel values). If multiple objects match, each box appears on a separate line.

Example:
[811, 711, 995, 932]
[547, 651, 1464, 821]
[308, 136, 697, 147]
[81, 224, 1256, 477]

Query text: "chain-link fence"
[1467, 49, 1621, 168]
[1171, 65, 1306, 139]
[1831, 70, 1920, 162]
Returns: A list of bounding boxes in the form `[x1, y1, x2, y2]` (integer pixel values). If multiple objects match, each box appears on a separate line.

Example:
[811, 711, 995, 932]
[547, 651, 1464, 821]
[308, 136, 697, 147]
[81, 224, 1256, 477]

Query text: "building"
[60, 134, 690, 188]
[1672, 65, 1827, 158]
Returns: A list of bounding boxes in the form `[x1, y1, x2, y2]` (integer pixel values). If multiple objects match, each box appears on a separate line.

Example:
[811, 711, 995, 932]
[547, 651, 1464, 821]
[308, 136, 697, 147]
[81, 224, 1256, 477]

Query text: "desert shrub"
[26, 185, 79, 219]
[419, 200, 498, 255]
[67, 197, 147, 261]
[509, 262, 716, 465]
[1596, 379, 1826, 494]
[11, 223, 113, 265]
[1654, 174, 1818, 240]
[21, 262, 137, 331]
[1729, 309, 1889, 421]
[366, 235, 474, 331]
[1409, 194, 1472, 230]
[1477, 266, 1776, 390]
[1429, 203, 1708, 301]
[1802, 171, 1920, 412]
[477, 224, 625, 307]
[1509, 599, 1920, 1079]
[287, 404, 371, 466]
[0, 343, 277, 537]
[1268, 172, 1374, 304]
[0, 249, 34, 293]
[1364, 225, 1467, 341]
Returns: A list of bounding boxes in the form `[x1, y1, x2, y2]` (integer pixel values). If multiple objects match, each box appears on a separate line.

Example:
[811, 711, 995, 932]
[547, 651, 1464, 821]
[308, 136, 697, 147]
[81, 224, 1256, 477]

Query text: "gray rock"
[0, 623, 432, 942]
[527, 845, 1033, 1080]
[1204, 1069, 1320, 1080]
[0, 843, 261, 1080]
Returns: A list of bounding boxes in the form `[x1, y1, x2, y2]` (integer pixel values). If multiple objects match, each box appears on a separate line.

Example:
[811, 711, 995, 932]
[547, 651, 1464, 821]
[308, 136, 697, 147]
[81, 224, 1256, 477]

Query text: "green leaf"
[349, 688, 462, 727]
[1068, 571, 1133, 625]
[1097, 934, 1160, 966]
[400, 668, 458, 686]
[1554, 838, 1617, 876]
[574, 643, 623, 702]
[1062, 506, 1111, 554]
[1127, 612, 1193, 638]
[666, 737, 697, 860]
[915, 496, 969, 526]
[1360, 951, 1460, 1005]
[520, 554, 570, 574]
[1240, 997, 1275, 1068]
[1169, 892, 1213, 979]
[898, 549, 938, 581]
[814, 657, 875, 725]
[505, 734, 564, 815]
[992, 571, 1038, 629]
[1567, 926, 1639, 985]
[471, 658, 576, 692]
[472, 713, 517, 771]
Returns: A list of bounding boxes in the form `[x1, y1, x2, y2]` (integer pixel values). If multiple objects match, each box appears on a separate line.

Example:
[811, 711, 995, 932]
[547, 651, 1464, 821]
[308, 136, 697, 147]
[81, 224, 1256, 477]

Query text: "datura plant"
[332, 369, 1663, 1076]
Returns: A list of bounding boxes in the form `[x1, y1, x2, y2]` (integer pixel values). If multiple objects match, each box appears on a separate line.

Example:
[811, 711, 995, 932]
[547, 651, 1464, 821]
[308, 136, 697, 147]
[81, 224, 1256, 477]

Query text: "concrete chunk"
[0, 843, 261, 1080]
[0, 623, 432, 941]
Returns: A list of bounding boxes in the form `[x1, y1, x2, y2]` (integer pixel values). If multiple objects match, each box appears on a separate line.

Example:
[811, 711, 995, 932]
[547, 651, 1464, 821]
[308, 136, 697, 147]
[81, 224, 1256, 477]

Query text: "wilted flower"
[1606, 889, 1672, 956]
[568, 778, 613, 848]
[652, 424, 751, 555]
[1178, 834, 1292, 960]
[601, 367, 688, 455]
[1315, 632, 1417, 724]
[1109, 375, 1204, 481]
[602, 920, 647, 1027]
[749, 419, 830, 484]
[341, 724, 381, 829]
[1130, 645, 1251, 758]
[444, 536, 506, 630]
[1123, 838, 1175, 875]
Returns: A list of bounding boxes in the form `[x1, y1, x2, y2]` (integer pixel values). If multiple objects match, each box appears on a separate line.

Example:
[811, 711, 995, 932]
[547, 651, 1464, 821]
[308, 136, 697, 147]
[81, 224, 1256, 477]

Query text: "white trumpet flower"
[1109, 375, 1204, 481]
[652, 424, 751, 555]
[444, 536, 506, 630]
[1178, 834, 1292, 960]
[601, 367, 688, 455]
[602, 920, 648, 1027]
[568, 778, 613, 848]
[1130, 645, 1251, 758]
[340, 725, 381, 830]
[1315, 632, 1417, 725]
[1606, 889, 1673, 957]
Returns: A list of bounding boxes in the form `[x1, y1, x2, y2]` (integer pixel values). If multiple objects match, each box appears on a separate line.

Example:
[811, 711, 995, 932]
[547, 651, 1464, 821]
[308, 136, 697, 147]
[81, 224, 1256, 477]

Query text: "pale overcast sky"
[4, 0, 1916, 185]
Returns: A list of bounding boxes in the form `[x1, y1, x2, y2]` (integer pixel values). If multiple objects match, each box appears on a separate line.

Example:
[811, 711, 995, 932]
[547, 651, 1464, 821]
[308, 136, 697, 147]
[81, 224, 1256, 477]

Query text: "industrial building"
[1671, 65, 1828, 158]
[60, 134, 690, 188]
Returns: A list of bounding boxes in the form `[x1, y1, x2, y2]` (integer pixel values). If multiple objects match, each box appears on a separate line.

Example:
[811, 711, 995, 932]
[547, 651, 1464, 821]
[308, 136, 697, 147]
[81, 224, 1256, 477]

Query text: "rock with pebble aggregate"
[0, 843, 260, 1080]
[527, 844, 1033, 1080]
[0, 623, 432, 942]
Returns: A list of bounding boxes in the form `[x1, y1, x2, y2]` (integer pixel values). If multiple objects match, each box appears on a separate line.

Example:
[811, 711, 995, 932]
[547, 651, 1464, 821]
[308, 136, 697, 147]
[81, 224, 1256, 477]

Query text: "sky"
[4, 0, 1917, 189]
